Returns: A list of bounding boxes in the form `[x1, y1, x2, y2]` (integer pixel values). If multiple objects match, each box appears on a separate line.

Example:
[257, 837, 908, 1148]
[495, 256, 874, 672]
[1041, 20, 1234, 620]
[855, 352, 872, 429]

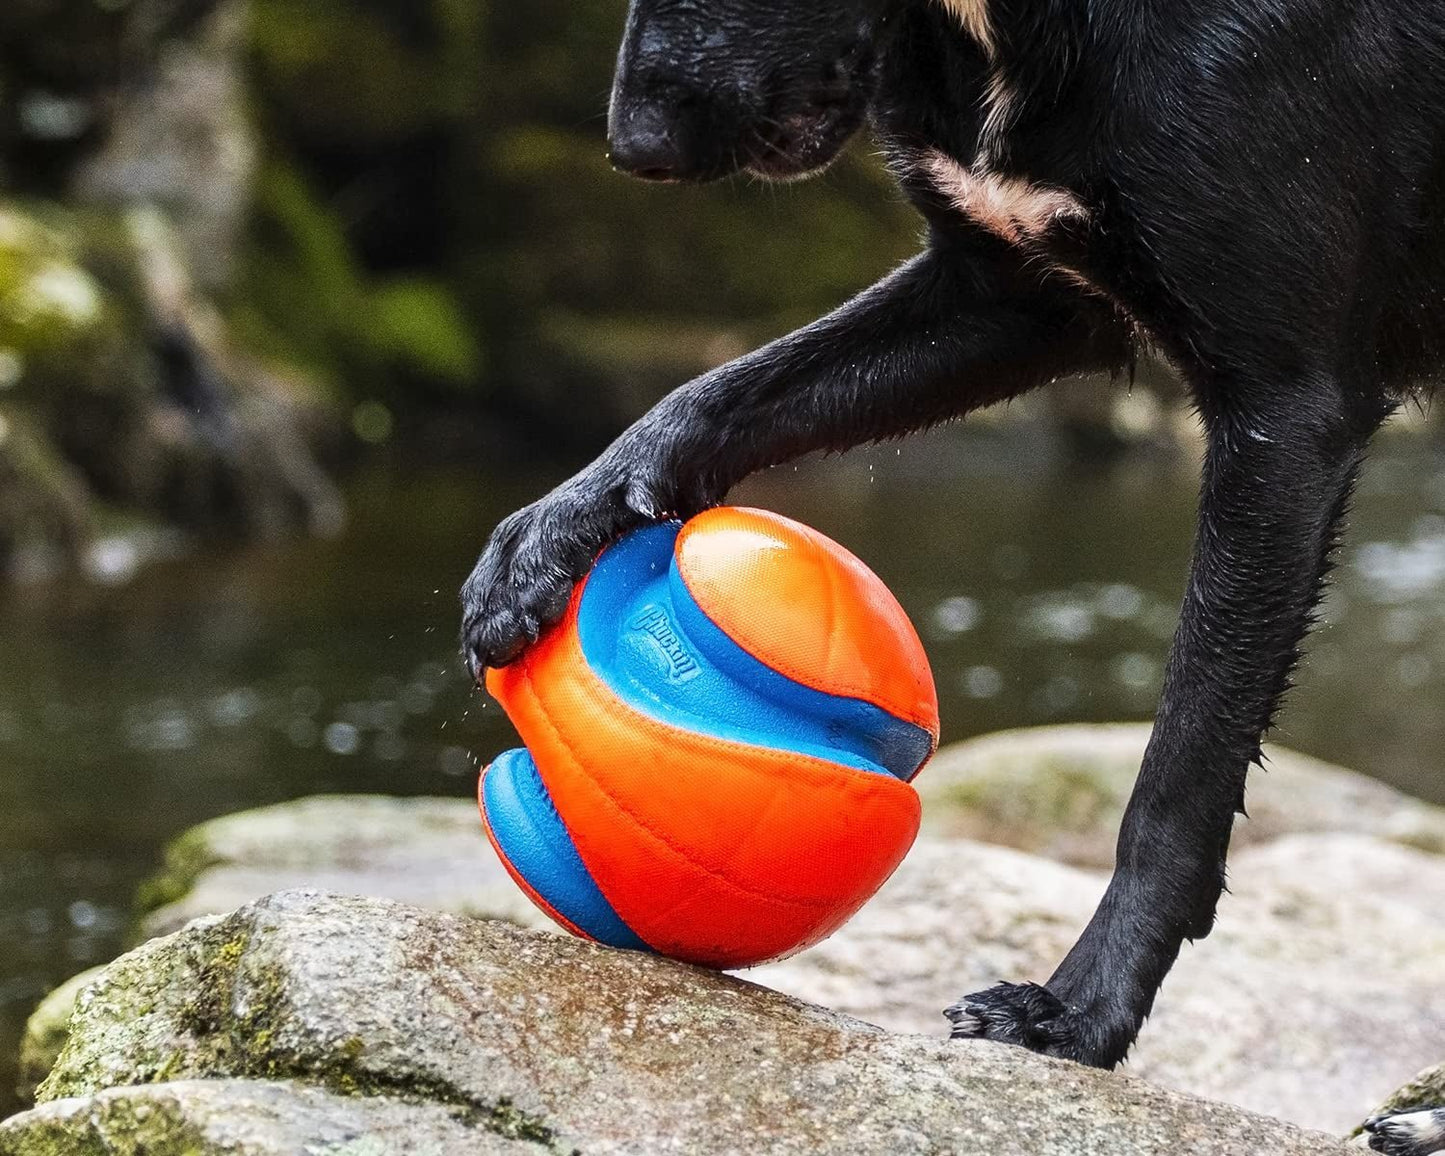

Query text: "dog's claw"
[947, 982, 1072, 1053]
[942, 1004, 982, 1037]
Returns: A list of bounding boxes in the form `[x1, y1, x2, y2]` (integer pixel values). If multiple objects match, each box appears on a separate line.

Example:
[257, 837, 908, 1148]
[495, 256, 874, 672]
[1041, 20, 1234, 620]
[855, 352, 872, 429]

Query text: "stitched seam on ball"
[517, 658, 841, 913]
[675, 544, 936, 734]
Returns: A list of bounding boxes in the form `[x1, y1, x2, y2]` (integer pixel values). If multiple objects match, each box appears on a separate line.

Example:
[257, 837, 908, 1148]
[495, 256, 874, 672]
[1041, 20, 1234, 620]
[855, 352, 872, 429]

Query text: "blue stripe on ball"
[482, 747, 651, 951]
[576, 522, 933, 781]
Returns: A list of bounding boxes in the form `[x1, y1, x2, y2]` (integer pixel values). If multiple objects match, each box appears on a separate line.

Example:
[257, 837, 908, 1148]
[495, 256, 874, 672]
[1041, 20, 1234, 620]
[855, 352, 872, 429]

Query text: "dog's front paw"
[946, 982, 1076, 1055]
[1364, 1109, 1445, 1156]
[460, 490, 637, 677]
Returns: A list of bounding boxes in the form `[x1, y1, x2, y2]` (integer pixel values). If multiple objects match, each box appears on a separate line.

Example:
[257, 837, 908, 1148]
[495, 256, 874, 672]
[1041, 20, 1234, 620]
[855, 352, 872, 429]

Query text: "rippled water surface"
[4, 422, 1445, 1112]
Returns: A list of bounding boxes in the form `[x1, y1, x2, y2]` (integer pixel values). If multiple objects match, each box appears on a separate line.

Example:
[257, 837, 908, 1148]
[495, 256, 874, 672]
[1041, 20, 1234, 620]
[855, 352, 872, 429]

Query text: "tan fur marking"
[936, 0, 995, 59]
[923, 151, 1089, 246]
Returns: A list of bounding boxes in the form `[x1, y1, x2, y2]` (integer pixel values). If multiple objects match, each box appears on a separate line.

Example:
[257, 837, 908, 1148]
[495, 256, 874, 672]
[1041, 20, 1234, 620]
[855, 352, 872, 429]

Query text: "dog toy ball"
[478, 506, 939, 969]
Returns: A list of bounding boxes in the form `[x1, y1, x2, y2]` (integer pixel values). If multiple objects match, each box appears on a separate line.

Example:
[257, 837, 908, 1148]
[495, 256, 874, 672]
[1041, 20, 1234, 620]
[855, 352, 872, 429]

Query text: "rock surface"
[10, 890, 1351, 1156]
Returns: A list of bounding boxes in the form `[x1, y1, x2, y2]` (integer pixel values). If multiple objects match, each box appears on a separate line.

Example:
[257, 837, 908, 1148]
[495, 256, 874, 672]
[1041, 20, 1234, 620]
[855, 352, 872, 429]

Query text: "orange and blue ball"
[479, 506, 939, 969]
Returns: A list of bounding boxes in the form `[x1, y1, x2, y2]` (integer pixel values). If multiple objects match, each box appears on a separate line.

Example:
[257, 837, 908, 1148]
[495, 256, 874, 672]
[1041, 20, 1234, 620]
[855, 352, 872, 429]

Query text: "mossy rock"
[0, 204, 111, 357]
[0, 198, 344, 575]
[14, 967, 106, 1105]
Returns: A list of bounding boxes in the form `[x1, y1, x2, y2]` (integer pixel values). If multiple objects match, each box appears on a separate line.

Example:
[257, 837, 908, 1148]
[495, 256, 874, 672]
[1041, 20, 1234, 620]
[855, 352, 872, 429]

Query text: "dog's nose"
[608, 102, 689, 182]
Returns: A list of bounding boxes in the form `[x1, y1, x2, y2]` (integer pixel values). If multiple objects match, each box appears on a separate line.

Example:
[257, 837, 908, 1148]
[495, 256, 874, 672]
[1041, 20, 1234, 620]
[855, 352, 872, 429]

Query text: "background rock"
[73, 1, 255, 287]
[0, 196, 343, 579]
[757, 833, 1445, 1135]
[1368, 1061, 1445, 1122]
[138, 794, 548, 940]
[20, 890, 1351, 1156]
[917, 724, 1445, 867]
[0, 0, 346, 578]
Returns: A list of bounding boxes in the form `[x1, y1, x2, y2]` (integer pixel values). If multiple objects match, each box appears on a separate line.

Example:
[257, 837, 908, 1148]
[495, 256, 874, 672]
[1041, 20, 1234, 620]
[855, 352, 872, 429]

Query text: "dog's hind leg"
[952, 366, 1392, 1068]
[461, 242, 1128, 674]
[1366, 1109, 1445, 1156]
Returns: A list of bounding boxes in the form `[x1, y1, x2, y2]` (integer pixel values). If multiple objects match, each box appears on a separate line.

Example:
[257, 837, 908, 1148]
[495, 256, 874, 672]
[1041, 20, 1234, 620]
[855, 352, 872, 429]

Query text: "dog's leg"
[462, 247, 1126, 674]
[1366, 1109, 1445, 1156]
[952, 374, 1390, 1067]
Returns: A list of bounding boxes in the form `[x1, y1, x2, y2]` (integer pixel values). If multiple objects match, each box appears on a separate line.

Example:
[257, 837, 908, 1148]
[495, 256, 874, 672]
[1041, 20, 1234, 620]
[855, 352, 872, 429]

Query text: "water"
[3, 421, 1445, 1113]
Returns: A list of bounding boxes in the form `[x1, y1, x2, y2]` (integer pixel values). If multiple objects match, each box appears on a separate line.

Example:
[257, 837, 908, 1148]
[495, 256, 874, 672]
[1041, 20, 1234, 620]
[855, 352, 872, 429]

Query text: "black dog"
[462, 0, 1445, 1140]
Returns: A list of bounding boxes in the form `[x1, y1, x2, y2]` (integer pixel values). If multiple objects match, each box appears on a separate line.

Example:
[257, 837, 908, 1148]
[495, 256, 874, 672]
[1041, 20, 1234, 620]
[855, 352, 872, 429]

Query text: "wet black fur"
[462, 0, 1445, 1087]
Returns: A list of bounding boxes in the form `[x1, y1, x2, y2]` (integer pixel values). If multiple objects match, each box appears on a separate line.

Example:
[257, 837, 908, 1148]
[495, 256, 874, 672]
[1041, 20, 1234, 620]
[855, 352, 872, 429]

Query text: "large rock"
[918, 725, 1445, 867]
[138, 794, 548, 940]
[8, 890, 1350, 1156]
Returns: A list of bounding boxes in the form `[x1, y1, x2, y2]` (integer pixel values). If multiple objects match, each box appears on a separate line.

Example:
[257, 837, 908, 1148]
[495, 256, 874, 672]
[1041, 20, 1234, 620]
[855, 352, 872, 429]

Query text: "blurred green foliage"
[238, 0, 921, 441]
[233, 161, 482, 391]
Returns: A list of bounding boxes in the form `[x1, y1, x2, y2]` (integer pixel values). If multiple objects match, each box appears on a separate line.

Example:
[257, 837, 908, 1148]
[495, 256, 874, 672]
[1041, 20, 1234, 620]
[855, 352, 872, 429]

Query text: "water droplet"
[68, 901, 98, 930]
[933, 596, 981, 636]
[962, 666, 1004, 699]
[324, 722, 361, 756]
